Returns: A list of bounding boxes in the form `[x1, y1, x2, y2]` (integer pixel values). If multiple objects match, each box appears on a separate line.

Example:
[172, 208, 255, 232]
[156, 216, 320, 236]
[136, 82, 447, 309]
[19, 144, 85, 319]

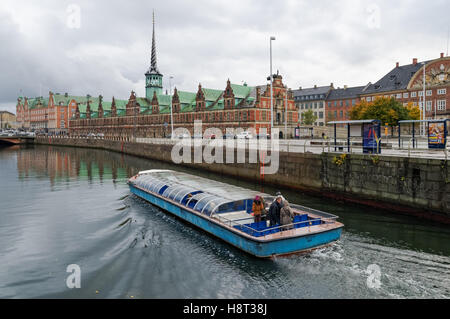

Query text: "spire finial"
[149, 9, 159, 74]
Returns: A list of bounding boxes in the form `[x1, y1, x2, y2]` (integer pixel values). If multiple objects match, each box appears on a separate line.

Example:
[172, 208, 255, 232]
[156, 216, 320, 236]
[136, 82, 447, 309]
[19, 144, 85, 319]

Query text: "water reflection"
[1, 145, 449, 299]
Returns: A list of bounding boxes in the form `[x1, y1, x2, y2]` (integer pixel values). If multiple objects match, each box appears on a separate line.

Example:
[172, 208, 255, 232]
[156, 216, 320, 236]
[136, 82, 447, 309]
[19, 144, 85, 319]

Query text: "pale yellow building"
[0, 111, 18, 129]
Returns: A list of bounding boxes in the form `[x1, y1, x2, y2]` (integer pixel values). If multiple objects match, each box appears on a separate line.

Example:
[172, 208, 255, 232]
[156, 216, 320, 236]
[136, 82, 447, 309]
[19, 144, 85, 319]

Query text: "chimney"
[344, 85, 348, 89]
[314, 84, 317, 89]
[412, 58, 417, 65]
[330, 83, 334, 88]
[441, 52, 444, 58]
[64, 92, 68, 97]
[396, 62, 399, 68]
[299, 86, 302, 90]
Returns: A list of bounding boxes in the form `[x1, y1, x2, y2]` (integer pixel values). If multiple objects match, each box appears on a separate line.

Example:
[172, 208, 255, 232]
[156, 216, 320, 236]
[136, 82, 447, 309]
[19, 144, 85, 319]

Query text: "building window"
[437, 88, 447, 95]
[426, 101, 432, 111]
[437, 100, 446, 111]
[367, 97, 372, 102]
[419, 91, 424, 97]
[403, 93, 409, 98]
[426, 90, 432, 96]
[319, 112, 323, 119]
[411, 92, 417, 97]
[396, 93, 402, 99]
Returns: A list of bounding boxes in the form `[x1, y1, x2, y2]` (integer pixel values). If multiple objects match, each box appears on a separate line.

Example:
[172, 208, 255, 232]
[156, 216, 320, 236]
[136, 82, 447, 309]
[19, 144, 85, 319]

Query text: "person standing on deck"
[280, 200, 295, 230]
[252, 196, 264, 223]
[268, 194, 283, 227]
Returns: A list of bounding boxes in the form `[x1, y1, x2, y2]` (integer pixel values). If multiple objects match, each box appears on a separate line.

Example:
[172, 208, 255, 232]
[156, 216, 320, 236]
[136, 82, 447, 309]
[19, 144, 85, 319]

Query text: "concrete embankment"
[35, 137, 450, 224]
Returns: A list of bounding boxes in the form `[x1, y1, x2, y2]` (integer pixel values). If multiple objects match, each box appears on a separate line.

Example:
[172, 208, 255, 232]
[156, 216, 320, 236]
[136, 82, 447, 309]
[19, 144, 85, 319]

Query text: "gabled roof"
[363, 60, 431, 95]
[293, 85, 333, 100]
[327, 86, 366, 100]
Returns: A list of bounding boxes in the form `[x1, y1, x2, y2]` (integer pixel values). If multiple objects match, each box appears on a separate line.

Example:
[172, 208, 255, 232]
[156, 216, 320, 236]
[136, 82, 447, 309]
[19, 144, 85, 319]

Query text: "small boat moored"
[128, 169, 344, 258]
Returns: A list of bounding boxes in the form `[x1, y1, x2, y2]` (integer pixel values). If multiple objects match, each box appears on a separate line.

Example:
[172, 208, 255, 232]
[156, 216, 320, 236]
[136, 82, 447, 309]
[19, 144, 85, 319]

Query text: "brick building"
[360, 53, 450, 119]
[15, 92, 105, 133]
[325, 85, 368, 122]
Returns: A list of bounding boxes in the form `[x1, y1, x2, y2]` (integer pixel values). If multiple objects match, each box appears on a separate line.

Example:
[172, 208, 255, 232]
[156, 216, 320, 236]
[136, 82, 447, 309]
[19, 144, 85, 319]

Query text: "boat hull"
[129, 184, 342, 258]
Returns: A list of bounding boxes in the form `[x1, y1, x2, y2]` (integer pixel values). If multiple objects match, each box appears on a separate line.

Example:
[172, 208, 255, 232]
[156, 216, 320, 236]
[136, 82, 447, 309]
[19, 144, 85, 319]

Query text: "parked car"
[204, 133, 216, 139]
[256, 133, 271, 139]
[87, 133, 96, 138]
[97, 133, 105, 138]
[176, 133, 190, 139]
[223, 133, 235, 139]
[235, 131, 253, 139]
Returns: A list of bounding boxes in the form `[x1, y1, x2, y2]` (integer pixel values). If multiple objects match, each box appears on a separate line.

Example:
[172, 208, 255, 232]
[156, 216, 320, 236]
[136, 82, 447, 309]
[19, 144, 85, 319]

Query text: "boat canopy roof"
[134, 170, 270, 216]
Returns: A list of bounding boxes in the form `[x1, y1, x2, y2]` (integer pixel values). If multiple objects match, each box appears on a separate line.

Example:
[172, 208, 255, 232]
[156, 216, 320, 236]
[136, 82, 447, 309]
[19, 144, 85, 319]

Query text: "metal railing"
[40, 135, 450, 159]
[214, 213, 336, 238]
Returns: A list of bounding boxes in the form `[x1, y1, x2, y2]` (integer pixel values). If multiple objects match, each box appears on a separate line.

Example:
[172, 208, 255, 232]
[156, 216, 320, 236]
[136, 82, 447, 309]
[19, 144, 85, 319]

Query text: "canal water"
[0, 145, 449, 299]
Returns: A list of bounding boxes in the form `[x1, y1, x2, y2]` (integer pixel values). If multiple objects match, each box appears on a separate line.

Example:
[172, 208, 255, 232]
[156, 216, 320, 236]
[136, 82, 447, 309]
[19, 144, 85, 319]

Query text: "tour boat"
[128, 169, 344, 258]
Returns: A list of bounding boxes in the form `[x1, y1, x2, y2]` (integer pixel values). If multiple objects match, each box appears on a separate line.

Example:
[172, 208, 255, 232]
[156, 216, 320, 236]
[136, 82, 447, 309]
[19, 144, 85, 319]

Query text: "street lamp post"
[270, 36, 276, 136]
[169, 76, 174, 139]
[422, 62, 426, 136]
[285, 85, 288, 139]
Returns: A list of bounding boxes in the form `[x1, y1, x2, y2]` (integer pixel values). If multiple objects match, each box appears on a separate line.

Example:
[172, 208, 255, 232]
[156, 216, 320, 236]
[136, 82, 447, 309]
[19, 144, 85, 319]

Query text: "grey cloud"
[0, 0, 448, 114]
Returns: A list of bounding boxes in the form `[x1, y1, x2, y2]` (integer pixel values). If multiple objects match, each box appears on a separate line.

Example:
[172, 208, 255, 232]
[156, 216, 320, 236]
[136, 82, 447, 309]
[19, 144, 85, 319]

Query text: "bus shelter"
[398, 119, 449, 149]
[327, 119, 382, 154]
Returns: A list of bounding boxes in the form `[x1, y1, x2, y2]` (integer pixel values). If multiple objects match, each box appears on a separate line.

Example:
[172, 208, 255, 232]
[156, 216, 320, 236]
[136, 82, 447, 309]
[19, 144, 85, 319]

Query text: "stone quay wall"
[35, 137, 450, 224]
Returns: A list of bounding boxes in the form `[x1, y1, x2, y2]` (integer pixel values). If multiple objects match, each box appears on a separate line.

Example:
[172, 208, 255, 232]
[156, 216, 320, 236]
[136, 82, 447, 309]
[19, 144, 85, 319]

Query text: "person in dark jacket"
[268, 196, 283, 227]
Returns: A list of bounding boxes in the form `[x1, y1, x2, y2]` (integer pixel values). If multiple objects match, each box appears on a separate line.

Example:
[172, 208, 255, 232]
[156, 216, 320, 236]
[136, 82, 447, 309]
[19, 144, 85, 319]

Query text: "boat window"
[162, 185, 177, 198]
[152, 181, 166, 193]
[187, 193, 210, 209]
[202, 199, 229, 216]
[193, 195, 218, 214]
[167, 186, 182, 200]
[158, 185, 169, 195]
[181, 191, 203, 205]
[215, 199, 247, 214]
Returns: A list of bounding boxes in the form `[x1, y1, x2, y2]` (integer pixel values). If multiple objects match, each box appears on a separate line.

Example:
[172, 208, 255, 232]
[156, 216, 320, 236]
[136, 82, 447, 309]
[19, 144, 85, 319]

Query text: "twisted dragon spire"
[149, 10, 160, 74]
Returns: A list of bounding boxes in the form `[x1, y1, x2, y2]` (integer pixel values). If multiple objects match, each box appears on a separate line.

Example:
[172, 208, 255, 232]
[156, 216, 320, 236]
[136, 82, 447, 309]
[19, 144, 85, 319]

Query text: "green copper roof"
[27, 97, 49, 109]
[177, 91, 196, 104]
[202, 88, 223, 102]
[230, 84, 253, 99]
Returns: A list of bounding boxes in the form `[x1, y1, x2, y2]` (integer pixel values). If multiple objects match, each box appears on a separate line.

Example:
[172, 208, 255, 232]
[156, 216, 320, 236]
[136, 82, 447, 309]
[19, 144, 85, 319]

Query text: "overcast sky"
[0, 0, 449, 113]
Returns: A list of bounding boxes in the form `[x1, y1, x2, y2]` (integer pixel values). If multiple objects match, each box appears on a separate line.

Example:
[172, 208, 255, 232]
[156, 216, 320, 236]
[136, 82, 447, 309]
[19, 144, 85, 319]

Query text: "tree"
[349, 97, 414, 126]
[349, 100, 370, 120]
[301, 110, 317, 125]
[405, 102, 420, 120]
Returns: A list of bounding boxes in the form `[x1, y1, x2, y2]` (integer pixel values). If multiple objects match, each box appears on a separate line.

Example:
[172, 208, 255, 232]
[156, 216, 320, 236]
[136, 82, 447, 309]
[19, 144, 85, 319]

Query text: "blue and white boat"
[128, 169, 344, 258]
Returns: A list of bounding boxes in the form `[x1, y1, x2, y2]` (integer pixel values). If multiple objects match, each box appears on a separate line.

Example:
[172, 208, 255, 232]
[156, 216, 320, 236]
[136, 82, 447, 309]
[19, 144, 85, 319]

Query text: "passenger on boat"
[252, 196, 265, 223]
[260, 197, 268, 221]
[268, 195, 283, 227]
[280, 200, 295, 230]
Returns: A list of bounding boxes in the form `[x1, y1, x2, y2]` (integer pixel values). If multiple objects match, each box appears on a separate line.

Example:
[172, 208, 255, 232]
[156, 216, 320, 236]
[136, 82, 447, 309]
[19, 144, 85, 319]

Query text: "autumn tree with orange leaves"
[349, 97, 419, 126]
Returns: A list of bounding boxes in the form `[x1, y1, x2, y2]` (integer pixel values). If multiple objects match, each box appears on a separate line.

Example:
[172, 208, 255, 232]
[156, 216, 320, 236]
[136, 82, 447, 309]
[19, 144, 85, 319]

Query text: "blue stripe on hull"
[129, 185, 342, 258]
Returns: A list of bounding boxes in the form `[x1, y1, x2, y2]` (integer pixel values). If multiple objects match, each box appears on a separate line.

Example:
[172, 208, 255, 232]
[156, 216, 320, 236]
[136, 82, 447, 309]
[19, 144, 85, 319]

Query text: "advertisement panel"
[428, 121, 446, 149]
[363, 122, 381, 154]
